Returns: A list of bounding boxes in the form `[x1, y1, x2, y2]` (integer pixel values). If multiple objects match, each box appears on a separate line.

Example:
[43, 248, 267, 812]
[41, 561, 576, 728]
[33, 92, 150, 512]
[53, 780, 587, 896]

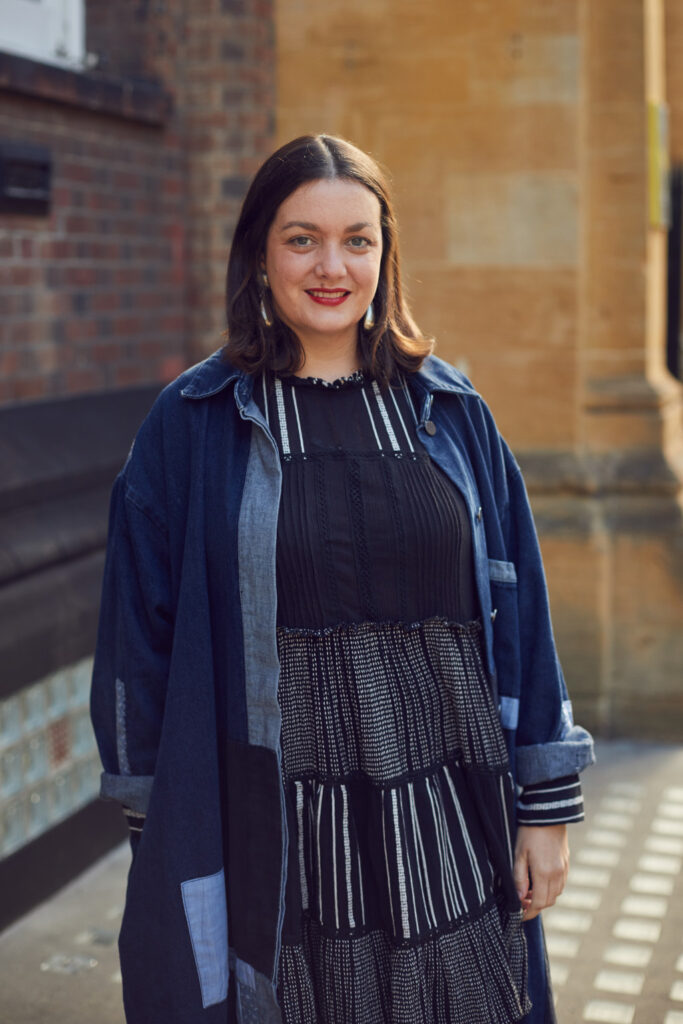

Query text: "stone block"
[446, 171, 578, 267]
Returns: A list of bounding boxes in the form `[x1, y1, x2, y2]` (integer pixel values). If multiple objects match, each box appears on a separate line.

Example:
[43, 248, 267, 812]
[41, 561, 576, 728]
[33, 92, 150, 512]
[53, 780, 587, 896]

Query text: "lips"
[306, 289, 351, 306]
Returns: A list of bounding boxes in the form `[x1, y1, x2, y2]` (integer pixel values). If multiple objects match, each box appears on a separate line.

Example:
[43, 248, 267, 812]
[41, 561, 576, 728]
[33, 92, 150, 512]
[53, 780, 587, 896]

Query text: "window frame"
[0, 0, 85, 70]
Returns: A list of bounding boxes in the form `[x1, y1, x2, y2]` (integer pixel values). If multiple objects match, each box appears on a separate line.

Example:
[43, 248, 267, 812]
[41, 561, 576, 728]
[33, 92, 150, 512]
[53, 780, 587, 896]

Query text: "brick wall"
[0, 99, 186, 403]
[0, 0, 277, 404]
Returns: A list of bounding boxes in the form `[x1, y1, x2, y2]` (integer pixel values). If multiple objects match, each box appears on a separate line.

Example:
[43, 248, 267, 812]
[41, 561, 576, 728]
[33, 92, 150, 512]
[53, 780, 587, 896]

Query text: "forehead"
[272, 178, 381, 229]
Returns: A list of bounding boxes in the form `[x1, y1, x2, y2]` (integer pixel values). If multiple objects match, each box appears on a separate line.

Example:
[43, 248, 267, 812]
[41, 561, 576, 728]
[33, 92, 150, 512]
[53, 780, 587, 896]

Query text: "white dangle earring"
[363, 302, 375, 330]
[260, 271, 272, 327]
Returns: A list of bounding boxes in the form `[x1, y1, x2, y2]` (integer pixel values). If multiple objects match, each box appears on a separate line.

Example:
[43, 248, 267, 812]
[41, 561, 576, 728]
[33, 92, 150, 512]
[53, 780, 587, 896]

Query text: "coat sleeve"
[90, 464, 174, 824]
[500, 443, 594, 789]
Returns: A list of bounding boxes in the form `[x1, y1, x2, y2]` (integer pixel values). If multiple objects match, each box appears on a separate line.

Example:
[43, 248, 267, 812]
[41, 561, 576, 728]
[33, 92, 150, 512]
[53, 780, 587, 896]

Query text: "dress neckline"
[278, 369, 367, 390]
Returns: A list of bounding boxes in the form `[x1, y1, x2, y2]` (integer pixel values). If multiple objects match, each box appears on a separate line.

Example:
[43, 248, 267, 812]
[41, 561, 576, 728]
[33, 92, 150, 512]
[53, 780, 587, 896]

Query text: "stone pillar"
[573, 0, 683, 734]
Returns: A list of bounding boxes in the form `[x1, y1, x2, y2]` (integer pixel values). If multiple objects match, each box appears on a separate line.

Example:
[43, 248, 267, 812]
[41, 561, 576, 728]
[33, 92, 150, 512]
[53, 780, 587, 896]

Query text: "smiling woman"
[91, 133, 593, 1024]
[262, 178, 383, 375]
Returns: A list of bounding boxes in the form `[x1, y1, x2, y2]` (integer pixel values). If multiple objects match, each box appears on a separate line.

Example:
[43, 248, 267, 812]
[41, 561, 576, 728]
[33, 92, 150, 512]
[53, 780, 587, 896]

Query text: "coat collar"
[179, 347, 479, 402]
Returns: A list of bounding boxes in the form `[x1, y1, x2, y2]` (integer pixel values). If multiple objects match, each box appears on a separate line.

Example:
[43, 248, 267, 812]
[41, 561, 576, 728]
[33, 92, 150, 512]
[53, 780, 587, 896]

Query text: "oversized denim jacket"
[90, 349, 594, 1024]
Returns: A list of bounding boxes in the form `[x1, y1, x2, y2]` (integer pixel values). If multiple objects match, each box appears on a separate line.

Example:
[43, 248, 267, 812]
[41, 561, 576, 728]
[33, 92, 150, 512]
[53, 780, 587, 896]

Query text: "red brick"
[65, 368, 102, 393]
[115, 363, 146, 386]
[91, 341, 123, 364]
[64, 267, 98, 287]
[90, 292, 121, 313]
[60, 162, 97, 185]
[65, 318, 99, 343]
[11, 377, 48, 401]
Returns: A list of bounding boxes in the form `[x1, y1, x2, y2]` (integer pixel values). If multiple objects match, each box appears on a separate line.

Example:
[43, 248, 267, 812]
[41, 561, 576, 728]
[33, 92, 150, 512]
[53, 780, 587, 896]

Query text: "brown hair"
[223, 134, 433, 386]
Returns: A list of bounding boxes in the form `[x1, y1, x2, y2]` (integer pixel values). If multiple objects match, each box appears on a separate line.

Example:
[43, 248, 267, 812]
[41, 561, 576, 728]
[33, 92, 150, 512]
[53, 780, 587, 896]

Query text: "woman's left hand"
[513, 824, 569, 921]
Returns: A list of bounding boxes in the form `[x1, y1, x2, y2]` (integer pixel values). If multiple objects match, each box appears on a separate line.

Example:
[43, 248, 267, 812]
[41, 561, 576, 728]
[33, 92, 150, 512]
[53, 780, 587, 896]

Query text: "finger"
[528, 876, 550, 917]
[513, 851, 530, 903]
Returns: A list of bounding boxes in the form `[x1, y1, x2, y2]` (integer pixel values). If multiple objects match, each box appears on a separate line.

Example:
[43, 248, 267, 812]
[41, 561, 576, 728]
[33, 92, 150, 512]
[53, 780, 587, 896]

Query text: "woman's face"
[263, 177, 383, 353]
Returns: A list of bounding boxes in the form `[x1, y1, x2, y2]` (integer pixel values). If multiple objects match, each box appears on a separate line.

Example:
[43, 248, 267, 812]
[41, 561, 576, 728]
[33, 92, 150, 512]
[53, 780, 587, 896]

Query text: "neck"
[295, 330, 361, 382]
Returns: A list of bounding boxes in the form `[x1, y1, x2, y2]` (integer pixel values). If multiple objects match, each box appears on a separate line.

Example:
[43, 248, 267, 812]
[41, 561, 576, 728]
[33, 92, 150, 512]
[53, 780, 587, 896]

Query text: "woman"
[91, 134, 594, 1024]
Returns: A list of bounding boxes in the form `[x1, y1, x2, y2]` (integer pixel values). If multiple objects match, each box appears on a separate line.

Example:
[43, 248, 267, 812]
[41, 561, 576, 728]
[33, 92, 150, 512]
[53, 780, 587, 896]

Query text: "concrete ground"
[1, 740, 682, 1024]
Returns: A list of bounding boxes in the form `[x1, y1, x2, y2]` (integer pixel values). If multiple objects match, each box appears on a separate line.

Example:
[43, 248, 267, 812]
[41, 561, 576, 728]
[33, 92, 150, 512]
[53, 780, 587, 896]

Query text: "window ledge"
[0, 50, 171, 126]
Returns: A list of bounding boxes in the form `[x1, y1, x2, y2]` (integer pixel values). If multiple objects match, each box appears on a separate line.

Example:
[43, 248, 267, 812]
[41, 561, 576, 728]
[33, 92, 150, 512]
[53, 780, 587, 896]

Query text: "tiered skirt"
[276, 617, 530, 1024]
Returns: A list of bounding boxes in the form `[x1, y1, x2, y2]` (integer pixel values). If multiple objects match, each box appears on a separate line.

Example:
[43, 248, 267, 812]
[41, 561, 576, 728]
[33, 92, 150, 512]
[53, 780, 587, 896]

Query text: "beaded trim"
[282, 369, 366, 389]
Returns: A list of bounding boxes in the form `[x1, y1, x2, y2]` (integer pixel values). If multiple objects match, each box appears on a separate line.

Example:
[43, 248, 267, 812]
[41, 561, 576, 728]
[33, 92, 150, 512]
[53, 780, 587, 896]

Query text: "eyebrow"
[279, 220, 377, 233]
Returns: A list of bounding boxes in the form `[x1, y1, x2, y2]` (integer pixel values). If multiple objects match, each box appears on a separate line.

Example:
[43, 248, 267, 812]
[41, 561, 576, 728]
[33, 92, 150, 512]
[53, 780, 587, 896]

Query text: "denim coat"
[90, 349, 594, 1024]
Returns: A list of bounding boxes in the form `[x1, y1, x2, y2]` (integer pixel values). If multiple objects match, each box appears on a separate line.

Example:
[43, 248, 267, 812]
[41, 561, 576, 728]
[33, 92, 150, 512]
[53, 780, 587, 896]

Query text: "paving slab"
[1, 740, 682, 1023]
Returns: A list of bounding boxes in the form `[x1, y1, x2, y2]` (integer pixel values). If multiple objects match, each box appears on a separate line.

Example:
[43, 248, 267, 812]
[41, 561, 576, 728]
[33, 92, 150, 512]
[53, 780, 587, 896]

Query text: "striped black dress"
[254, 370, 580, 1024]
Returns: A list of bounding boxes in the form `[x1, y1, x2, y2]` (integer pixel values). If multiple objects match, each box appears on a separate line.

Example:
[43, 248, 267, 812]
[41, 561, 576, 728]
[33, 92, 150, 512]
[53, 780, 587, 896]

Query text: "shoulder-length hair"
[223, 134, 433, 386]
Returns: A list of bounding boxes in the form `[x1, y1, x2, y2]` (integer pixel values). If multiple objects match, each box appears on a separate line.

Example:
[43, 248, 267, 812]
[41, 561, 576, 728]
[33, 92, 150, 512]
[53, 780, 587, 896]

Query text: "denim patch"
[114, 678, 131, 774]
[488, 558, 518, 584]
[499, 696, 520, 730]
[237, 404, 282, 752]
[181, 868, 229, 1008]
[100, 771, 153, 813]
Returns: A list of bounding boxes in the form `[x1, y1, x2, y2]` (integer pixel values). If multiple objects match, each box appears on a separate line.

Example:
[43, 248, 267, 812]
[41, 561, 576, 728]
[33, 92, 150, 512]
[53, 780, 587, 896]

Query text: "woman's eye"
[348, 236, 370, 249]
[290, 236, 314, 247]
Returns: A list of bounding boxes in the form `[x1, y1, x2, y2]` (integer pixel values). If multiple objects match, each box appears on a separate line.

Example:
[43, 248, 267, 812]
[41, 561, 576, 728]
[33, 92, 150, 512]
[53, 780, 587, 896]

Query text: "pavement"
[0, 739, 682, 1024]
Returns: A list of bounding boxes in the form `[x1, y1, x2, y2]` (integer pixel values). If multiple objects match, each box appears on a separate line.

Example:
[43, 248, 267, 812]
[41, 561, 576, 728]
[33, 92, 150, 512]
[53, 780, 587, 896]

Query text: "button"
[490, 608, 498, 622]
[476, 507, 483, 521]
[424, 420, 436, 436]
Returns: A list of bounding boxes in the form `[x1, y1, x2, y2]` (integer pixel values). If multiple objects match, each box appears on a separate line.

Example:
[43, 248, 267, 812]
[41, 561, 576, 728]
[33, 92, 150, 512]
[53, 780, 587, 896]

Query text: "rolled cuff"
[515, 725, 595, 787]
[517, 774, 584, 826]
[100, 771, 154, 813]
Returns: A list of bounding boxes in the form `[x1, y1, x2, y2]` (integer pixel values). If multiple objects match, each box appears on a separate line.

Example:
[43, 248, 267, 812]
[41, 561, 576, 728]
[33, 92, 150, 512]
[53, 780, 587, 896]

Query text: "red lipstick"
[306, 289, 350, 306]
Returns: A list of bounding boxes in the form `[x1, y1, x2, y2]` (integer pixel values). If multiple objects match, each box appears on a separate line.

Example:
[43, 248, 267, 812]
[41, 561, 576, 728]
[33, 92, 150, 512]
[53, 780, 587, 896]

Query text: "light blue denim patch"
[488, 558, 518, 584]
[499, 695, 520, 730]
[181, 868, 229, 1008]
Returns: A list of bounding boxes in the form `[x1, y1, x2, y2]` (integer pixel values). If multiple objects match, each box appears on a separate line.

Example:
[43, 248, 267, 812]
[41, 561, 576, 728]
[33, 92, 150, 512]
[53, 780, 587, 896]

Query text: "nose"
[316, 242, 345, 279]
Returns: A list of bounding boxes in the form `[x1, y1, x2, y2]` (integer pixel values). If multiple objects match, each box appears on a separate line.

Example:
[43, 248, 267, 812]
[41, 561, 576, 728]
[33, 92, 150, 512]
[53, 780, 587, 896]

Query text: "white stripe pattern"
[391, 788, 411, 938]
[398, 786, 421, 933]
[261, 373, 269, 427]
[444, 765, 486, 903]
[372, 381, 400, 451]
[360, 387, 383, 449]
[274, 378, 290, 455]
[356, 846, 366, 925]
[425, 776, 457, 919]
[520, 795, 584, 812]
[295, 780, 309, 910]
[389, 384, 415, 451]
[500, 775, 514, 867]
[316, 783, 324, 920]
[331, 786, 339, 929]
[340, 783, 355, 928]
[381, 790, 397, 935]
[408, 781, 438, 929]
[290, 384, 305, 454]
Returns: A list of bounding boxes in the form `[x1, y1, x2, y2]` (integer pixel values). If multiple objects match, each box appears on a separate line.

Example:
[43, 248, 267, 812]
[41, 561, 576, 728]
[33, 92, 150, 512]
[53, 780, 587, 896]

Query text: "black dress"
[254, 369, 535, 1024]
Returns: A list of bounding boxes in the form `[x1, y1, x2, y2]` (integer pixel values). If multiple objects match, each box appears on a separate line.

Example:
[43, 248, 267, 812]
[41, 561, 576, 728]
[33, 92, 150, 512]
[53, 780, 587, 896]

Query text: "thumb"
[513, 846, 530, 902]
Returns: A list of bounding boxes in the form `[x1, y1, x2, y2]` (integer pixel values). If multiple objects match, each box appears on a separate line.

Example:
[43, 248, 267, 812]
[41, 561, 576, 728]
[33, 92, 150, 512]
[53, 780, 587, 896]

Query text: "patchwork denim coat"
[90, 349, 594, 1024]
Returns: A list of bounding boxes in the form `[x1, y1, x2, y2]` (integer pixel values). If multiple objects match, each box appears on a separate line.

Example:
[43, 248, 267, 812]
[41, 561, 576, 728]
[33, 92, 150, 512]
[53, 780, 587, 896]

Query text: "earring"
[363, 302, 375, 330]
[260, 270, 272, 327]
